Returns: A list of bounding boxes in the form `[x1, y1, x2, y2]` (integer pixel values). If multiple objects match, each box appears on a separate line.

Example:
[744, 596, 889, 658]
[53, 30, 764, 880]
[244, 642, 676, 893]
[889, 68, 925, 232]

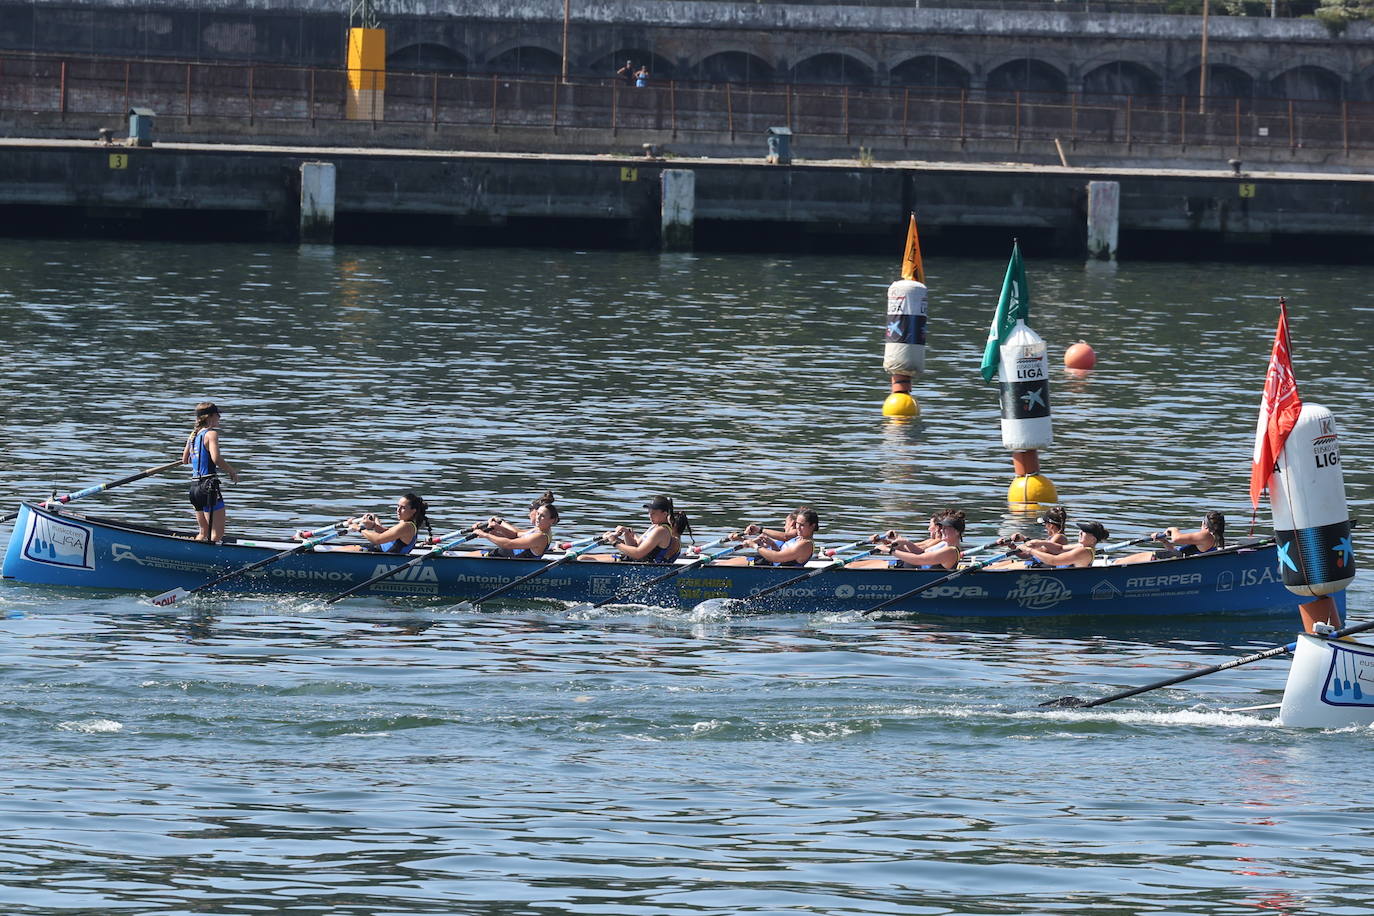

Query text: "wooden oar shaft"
[151, 523, 347, 605]
[325, 529, 483, 604]
[590, 540, 740, 610]
[48, 459, 183, 505]
[469, 537, 607, 606]
[1047, 596, 1369, 710]
[861, 551, 1015, 616]
[747, 545, 878, 602]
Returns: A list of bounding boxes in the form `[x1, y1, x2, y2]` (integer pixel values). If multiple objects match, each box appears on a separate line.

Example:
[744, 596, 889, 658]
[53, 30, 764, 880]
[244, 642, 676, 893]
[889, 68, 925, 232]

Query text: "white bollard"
[1086, 180, 1119, 261]
[661, 169, 695, 251]
[299, 161, 336, 244]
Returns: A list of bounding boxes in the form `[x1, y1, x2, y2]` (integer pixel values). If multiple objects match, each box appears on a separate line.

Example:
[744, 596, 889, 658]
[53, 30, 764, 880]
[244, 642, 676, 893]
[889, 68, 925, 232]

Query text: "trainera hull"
[2, 503, 1325, 619]
[1279, 633, 1374, 728]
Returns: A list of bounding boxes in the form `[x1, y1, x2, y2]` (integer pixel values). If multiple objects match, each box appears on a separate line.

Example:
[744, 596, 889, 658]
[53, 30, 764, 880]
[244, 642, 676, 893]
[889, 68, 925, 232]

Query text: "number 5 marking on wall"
[109, 153, 129, 169]
[1239, 183, 1256, 198]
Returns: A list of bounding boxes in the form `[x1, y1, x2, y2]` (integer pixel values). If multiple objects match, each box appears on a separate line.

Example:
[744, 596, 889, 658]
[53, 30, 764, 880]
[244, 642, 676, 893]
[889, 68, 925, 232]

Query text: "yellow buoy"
[882, 392, 920, 417]
[1008, 473, 1057, 504]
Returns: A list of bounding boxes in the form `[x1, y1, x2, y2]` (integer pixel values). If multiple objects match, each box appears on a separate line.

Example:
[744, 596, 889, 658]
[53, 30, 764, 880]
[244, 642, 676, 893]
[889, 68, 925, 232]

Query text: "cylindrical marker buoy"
[1271, 404, 1355, 598]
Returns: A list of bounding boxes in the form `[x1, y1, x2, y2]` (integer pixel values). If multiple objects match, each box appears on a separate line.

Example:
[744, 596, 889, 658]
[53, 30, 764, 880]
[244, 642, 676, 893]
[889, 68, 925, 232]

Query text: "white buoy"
[1271, 404, 1356, 598]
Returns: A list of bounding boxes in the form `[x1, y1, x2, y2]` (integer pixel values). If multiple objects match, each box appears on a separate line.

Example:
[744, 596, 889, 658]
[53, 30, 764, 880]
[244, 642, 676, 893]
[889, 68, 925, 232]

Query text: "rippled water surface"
[2, 239, 1372, 914]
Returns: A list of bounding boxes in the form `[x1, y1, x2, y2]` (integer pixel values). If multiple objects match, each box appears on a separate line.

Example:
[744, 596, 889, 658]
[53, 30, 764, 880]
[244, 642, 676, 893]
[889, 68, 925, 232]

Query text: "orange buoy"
[1064, 340, 1096, 370]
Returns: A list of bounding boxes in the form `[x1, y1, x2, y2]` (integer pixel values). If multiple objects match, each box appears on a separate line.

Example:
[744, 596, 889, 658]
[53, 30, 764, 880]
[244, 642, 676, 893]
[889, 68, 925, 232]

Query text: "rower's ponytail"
[1205, 510, 1225, 550]
[404, 492, 433, 543]
[669, 510, 692, 540]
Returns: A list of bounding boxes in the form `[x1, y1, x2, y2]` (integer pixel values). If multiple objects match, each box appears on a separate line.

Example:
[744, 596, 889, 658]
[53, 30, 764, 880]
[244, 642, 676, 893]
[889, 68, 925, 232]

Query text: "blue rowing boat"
[1, 502, 1327, 619]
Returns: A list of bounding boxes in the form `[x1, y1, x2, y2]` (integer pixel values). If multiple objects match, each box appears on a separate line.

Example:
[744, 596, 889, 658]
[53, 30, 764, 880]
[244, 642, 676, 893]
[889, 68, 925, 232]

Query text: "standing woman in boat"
[471, 494, 560, 558]
[181, 401, 239, 543]
[1115, 512, 1225, 564]
[600, 495, 691, 562]
[345, 493, 432, 554]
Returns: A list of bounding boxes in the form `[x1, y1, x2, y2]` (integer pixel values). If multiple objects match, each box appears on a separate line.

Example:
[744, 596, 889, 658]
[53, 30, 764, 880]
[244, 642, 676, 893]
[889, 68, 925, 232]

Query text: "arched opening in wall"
[694, 51, 774, 86]
[986, 59, 1067, 96]
[1182, 64, 1254, 101]
[590, 49, 675, 82]
[1082, 61, 1160, 98]
[388, 43, 467, 75]
[1269, 65, 1343, 101]
[485, 46, 562, 77]
[788, 53, 873, 87]
[890, 56, 970, 91]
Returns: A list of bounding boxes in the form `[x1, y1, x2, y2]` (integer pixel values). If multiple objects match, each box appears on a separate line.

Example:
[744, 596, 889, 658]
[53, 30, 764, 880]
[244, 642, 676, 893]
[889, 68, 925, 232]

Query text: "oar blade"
[149, 587, 191, 608]
[1038, 696, 1089, 708]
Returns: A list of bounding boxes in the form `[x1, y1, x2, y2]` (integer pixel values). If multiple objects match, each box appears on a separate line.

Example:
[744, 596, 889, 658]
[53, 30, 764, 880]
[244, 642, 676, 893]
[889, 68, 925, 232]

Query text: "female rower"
[342, 493, 432, 554]
[719, 507, 819, 566]
[731, 505, 811, 549]
[182, 401, 240, 543]
[1013, 520, 1107, 568]
[989, 506, 1069, 569]
[599, 495, 691, 562]
[874, 513, 965, 570]
[473, 496, 560, 559]
[851, 509, 964, 568]
[1114, 511, 1225, 565]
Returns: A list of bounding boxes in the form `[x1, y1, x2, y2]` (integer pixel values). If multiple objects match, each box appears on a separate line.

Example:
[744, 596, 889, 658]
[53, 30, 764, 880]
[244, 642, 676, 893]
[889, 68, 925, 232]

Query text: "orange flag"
[900, 213, 925, 283]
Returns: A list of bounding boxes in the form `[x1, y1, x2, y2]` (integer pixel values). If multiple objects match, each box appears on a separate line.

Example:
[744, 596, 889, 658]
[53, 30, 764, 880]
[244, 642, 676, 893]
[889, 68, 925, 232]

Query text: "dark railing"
[3, 53, 1371, 157]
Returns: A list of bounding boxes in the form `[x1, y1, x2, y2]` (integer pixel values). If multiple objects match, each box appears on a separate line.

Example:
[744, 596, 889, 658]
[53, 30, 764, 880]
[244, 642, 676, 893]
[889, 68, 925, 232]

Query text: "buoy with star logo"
[1270, 403, 1355, 631]
[998, 320, 1056, 503]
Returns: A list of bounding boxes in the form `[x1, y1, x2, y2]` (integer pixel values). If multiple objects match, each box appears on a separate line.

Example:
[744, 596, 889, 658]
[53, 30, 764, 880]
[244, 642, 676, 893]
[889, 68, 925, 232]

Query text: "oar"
[463, 535, 608, 608]
[325, 529, 486, 604]
[1042, 615, 1374, 710]
[571, 537, 741, 611]
[860, 550, 1017, 617]
[40, 459, 184, 508]
[735, 541, 880, 605]
[150, 523, 347, 607]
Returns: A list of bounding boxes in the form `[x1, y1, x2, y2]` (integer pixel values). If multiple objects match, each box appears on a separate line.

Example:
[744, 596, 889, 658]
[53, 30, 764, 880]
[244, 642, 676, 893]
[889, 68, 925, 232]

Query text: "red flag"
[1250, 300, 1302, 508]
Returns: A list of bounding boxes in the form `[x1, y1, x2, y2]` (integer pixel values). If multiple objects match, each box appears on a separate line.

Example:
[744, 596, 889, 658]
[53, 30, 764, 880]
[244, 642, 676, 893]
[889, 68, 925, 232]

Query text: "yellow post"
[346, 27, 386, 121]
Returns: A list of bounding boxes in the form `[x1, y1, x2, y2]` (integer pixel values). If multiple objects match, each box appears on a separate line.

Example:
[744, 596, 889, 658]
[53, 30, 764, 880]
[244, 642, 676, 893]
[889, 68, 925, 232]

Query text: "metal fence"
[3, 53, 1371, 155]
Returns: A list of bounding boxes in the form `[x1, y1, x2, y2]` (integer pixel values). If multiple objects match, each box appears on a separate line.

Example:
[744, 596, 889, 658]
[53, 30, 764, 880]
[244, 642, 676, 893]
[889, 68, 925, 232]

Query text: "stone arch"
[387, 43, 467, 75]
[1181, 64, 1255, 100]
[889, 55, 971, 90]
[588, 48, 676, 80]
[786, 51, 875, 86]
[985, 58, 1067, 95]
[692, 50, 775, 85]
[1082, 61, 1161, 98]
[484, 44, 562, 77]
[1269, 65, 1344, 101]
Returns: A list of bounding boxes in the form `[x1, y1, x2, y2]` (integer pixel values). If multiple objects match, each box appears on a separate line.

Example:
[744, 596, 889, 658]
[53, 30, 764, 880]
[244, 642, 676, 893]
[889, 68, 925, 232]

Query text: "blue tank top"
[377, 525, 418, 555]
[189, 429, 216, 478]
[645, 526, 680, 562]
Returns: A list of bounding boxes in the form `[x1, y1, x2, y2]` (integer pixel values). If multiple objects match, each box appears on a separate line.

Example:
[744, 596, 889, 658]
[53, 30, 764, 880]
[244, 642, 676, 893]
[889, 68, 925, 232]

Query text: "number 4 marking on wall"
[620, 167, 638, 182]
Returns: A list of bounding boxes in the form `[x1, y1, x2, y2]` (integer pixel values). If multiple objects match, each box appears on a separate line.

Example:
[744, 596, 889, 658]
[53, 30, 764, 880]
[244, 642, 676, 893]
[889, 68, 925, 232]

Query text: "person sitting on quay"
[1114, 511, 1225, 565]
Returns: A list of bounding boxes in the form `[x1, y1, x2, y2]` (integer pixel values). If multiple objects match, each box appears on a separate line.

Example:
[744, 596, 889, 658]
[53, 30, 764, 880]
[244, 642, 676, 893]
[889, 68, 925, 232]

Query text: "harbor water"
[1, 239, 1371, 914]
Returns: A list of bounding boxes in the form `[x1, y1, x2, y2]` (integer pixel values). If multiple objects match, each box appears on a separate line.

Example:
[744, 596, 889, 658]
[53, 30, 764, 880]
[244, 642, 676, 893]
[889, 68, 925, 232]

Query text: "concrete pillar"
[1086, 180, 1120, 261]
[660, 168, 695, 251]
[299, 161, 336, 244]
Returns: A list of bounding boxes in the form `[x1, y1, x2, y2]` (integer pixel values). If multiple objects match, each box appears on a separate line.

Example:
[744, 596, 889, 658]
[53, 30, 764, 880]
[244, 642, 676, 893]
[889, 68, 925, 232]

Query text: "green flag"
[980, 242, 1031, 382]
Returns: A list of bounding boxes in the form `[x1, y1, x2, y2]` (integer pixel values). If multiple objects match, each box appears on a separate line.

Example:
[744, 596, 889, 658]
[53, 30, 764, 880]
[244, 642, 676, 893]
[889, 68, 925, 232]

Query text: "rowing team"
[182, 401, 1224, 569]
[312, 489, 1229, 572]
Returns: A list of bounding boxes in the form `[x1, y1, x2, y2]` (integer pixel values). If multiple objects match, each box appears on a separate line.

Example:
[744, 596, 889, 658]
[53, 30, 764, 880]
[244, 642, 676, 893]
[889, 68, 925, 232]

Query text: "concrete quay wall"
[1, 139, 1371, 258]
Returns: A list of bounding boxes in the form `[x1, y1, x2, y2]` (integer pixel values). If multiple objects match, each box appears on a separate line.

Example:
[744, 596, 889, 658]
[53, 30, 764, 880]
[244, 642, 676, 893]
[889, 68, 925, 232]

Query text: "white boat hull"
[1279, 633, 1374, 728]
